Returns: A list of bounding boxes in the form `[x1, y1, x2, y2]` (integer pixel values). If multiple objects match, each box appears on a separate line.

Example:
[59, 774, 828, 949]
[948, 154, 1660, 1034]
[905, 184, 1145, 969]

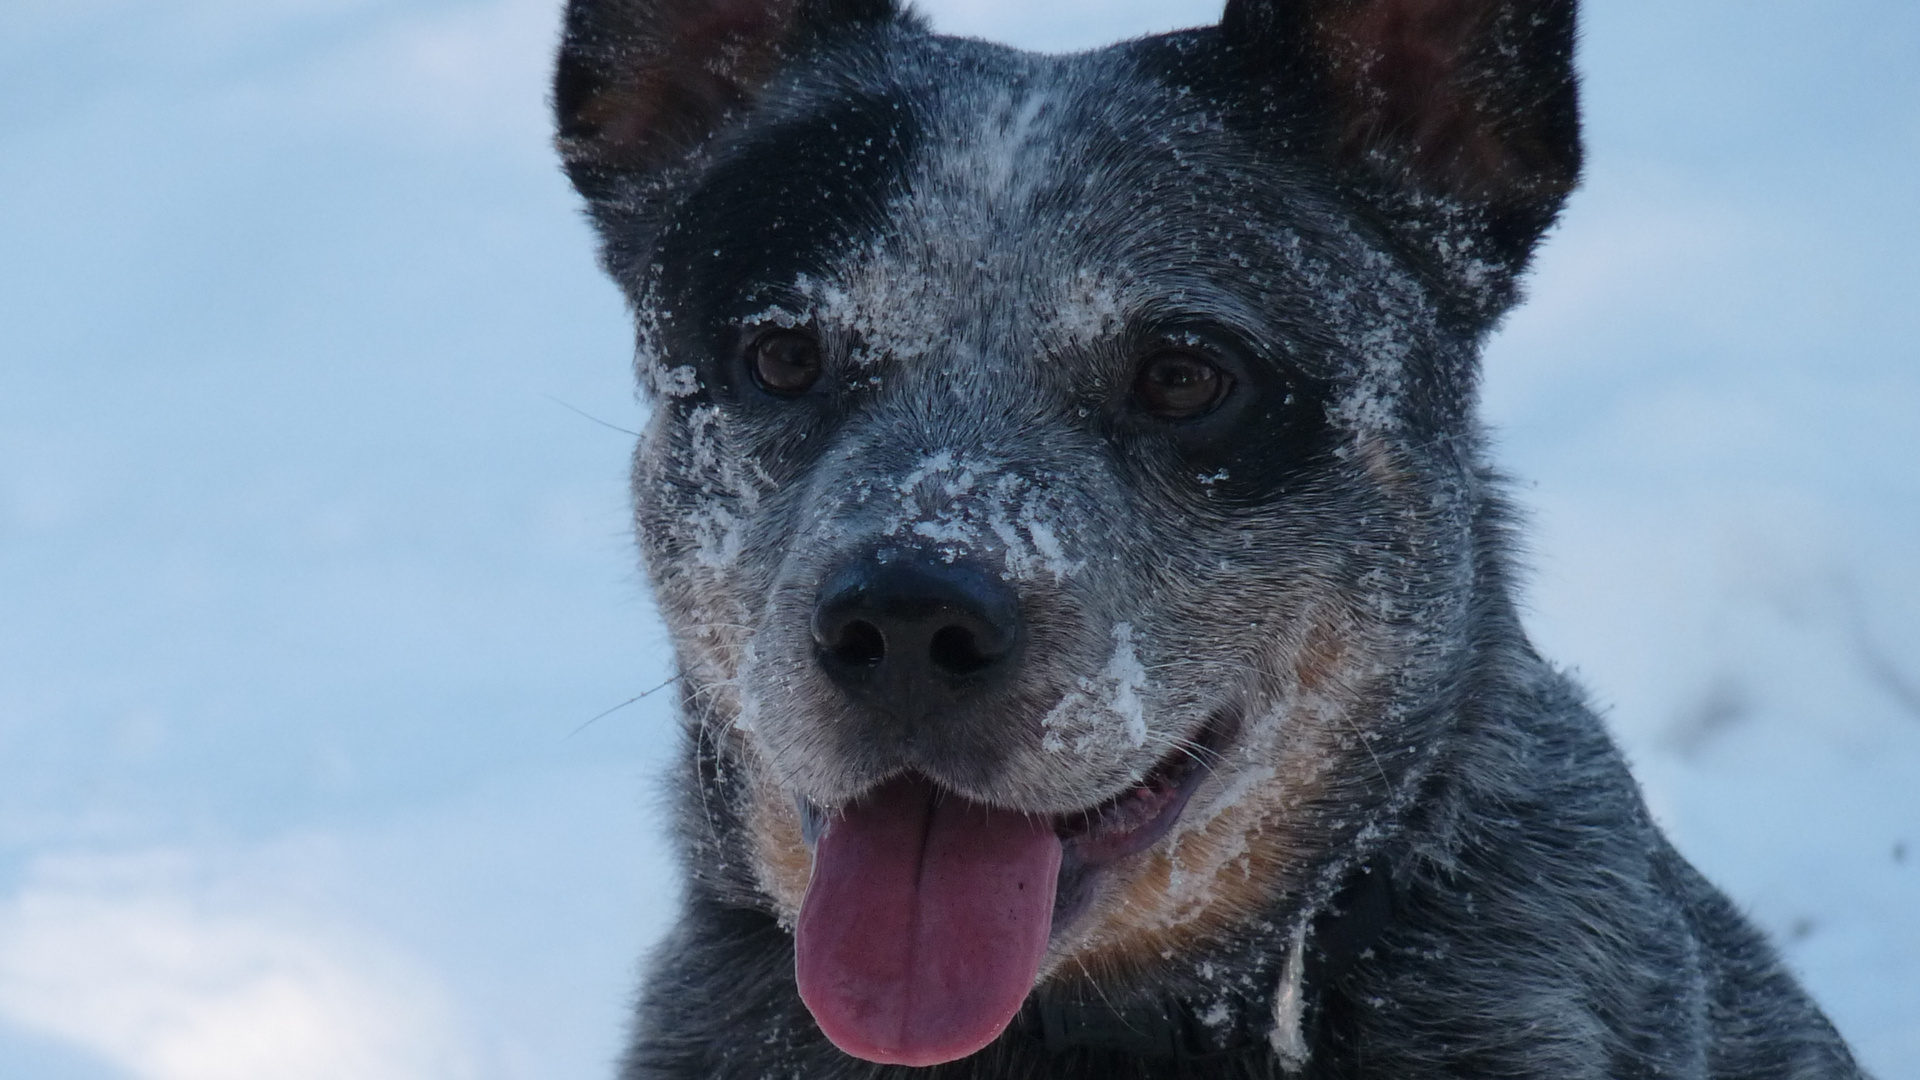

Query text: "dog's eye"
[1133, 348, 1232, 421]
[745, 329, 823, 397]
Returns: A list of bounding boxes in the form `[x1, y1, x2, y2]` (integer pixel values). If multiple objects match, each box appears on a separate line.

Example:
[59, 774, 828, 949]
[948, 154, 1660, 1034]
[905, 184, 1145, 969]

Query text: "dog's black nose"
[812, 552, 1021, 715]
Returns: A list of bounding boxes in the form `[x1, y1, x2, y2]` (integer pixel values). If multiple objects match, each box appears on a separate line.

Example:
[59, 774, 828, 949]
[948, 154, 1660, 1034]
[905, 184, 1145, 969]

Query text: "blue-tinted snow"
[0, 0, 1913, 1076]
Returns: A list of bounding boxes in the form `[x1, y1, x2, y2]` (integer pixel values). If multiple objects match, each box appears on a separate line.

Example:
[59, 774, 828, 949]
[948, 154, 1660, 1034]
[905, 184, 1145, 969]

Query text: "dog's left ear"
[1221, 0, 1581, 313]
[554, 0, 898, 201]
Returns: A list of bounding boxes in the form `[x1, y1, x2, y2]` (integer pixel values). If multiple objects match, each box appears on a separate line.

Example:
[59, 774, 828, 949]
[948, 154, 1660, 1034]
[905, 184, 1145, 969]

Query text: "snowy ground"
[1, 1, 1914, 1077]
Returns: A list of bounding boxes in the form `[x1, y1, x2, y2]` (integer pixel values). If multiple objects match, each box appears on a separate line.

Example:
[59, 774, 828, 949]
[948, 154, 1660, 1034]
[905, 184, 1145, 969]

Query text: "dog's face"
[558, 0, 1577, 1063]
[634, 44, 1464, 941]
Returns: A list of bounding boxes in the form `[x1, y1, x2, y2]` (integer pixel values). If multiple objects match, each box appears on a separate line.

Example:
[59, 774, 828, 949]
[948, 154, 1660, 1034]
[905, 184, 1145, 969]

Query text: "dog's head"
[558, 0, 1577, 1065]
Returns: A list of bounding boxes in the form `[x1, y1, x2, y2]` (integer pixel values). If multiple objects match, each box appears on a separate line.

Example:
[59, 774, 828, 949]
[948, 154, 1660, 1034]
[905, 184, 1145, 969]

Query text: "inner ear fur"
[1224, 0, 1581, 297]
[554, 0, 898, 198]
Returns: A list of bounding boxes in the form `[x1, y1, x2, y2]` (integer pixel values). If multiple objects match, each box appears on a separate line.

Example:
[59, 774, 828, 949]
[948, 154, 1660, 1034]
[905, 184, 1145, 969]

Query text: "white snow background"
[1, 0, 1914, 1076]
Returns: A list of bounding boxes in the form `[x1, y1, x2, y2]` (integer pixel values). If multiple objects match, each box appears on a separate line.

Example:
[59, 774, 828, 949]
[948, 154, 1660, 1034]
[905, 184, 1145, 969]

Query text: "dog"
[552, 1, 1868, 1076]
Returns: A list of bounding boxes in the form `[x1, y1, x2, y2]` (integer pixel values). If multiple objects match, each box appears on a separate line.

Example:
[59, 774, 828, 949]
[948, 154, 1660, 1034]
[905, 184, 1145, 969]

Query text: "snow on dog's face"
[557, 0, 1577, 1065]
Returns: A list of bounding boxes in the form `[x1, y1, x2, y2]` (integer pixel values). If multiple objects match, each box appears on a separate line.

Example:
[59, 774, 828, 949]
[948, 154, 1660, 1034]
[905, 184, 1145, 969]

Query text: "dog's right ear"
[554, 0, 898, 200]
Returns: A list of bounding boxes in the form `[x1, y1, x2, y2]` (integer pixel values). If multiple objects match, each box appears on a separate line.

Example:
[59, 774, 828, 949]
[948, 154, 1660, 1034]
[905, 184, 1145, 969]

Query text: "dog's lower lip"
[1053, 726, 1219, 868]
[1042, 715, 1231, 937]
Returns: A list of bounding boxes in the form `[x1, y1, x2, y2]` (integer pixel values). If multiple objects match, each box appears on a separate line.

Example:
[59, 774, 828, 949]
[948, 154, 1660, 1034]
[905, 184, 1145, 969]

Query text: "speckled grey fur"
[552, 1, 1869, 1076]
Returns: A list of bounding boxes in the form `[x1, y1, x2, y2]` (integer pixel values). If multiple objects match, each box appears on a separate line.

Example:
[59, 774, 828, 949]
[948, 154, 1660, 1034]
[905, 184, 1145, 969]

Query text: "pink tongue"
[795, 775, 1062, 1067]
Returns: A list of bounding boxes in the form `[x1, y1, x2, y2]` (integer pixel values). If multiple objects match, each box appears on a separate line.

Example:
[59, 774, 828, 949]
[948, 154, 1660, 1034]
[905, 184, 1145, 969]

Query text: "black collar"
[1015, 859, 1397, 1066]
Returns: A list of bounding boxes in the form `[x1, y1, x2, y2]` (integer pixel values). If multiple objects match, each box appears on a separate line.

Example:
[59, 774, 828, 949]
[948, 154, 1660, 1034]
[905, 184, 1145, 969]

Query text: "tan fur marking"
[748, 768, 813, 923]
[1294, 617, 1352, 697]
[1058, 779, 1317, 983]
[1356, 433, 1416, 498]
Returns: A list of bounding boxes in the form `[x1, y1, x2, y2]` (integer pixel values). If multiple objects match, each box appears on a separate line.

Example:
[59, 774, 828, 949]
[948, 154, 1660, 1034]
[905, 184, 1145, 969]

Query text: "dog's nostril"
[812, 552, 1022, 707]
[831, 619, 886, 667]
[928, 625, 992, 676]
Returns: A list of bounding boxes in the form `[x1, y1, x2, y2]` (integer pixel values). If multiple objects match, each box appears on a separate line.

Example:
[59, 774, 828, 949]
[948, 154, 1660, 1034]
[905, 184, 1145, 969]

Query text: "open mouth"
[790, 713, 1230, 1068]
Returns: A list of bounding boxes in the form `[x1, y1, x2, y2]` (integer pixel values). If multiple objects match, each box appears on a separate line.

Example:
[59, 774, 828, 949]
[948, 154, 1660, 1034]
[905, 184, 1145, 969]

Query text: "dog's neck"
[1014, 858, 1397, 1068]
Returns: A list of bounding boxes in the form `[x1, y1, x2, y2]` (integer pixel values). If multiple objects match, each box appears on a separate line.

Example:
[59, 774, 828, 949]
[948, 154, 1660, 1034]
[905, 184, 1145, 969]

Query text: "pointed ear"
[1222, 0, 1580, 307]
[554, 0, 898, 199]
